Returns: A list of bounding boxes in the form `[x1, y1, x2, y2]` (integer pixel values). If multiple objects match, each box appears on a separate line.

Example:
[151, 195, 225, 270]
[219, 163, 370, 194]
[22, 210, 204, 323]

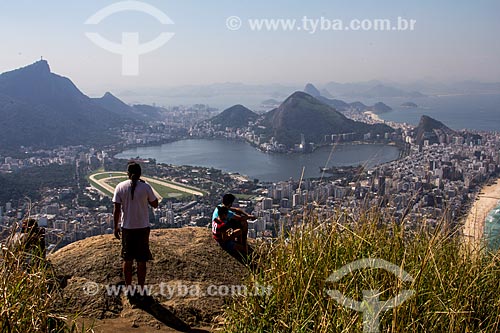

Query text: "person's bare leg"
[123, 260, 133, 286]
[137, 261, 147, 288]
[240, 220, 249, 254]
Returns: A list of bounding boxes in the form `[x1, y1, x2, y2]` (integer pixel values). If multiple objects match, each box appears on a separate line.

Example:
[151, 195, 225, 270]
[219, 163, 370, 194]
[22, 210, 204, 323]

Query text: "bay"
[115, 139, 400, 182]
[374, 94, 500, 131]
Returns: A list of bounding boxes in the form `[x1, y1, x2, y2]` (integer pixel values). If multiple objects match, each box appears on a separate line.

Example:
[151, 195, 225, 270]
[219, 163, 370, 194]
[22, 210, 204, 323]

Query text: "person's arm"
[229, 207, 247, 216]
[113, 202, 121, 240]
[229, 207, 255, 219]
[147, 184, 159, 208]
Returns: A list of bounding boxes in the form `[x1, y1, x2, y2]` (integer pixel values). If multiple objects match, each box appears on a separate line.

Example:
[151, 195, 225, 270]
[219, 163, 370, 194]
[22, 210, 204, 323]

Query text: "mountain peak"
[264, 91, 394, 146]
[0, 60, 129, 148]
[0, 60, 52, 84]
[229, 104, 249, 110]
[209, 104, 258, 128]
[418, 115, 447, 130]
[414, 115, 455, 145]
[0, 59, 85, 105]
[101, 91, 122, 101]
[20, 60, 51, 76]
[368, 102, 393, 114]
[283, 91, 330, 109]
[303, 83, 321, 97]
[285, 91, 317, 102]
[32, 59, 50, 71]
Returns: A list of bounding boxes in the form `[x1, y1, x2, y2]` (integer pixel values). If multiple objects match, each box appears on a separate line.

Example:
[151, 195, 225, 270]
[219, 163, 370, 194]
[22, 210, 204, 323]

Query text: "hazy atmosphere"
[1, 0, 499, 97]
[2, 2, 500, 332]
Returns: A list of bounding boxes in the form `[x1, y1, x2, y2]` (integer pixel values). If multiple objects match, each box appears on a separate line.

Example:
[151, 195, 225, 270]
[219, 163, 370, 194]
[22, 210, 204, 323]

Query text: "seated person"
[13, 218, 46, 257]
[7, 219, 46, 270]
[212, 206, 248, 254]
[212, 194, 255, 248]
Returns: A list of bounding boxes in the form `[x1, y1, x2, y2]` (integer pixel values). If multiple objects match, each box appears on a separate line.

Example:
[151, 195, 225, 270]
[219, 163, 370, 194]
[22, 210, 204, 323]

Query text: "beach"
[463, 178, 500, 249]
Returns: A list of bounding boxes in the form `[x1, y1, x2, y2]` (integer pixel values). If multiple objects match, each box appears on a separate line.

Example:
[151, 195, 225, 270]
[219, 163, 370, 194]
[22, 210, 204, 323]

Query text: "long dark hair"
[127, 161, 142, 200]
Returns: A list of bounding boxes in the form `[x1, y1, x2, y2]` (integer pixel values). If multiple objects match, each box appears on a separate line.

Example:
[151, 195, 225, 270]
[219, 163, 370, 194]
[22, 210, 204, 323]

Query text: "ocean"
[374, 94, 500, 132]
[376, 93, 500, 247]
[485, 207, 500, 250]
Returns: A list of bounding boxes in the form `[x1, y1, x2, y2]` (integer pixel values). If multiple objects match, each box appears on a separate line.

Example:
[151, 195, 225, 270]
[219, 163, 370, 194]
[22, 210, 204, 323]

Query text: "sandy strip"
[463, 179, 500, 249]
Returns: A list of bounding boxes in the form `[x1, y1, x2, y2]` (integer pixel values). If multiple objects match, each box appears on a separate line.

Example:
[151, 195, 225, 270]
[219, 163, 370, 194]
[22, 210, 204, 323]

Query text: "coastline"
[463, 178, 500, 249]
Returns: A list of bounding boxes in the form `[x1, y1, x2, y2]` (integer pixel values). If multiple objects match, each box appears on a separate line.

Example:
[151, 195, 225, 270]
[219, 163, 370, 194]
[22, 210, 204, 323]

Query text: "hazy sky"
[1, 0, 499, 95]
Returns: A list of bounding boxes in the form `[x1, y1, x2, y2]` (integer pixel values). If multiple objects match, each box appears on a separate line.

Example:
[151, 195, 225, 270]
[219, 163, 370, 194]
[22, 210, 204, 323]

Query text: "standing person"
[113, 162, 158, 296]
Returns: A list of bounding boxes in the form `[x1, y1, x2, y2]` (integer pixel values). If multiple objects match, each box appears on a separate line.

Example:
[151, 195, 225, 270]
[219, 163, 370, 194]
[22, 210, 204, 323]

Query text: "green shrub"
[224, 209, 500, 332]
[0, 224, 85, 332]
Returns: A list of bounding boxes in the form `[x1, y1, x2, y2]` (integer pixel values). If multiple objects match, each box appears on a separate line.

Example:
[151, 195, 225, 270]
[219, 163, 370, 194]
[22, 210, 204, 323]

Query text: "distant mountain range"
[348, 84, 425, 99]
[321, 81, 425, 99]
[114, 79, 500, 110]
[385, 80, 500, 96]
[91, 92, 164, 122]
[0, 60, 163, 150]
[303, 83, 393, 113]
[207, 91, 394, 146]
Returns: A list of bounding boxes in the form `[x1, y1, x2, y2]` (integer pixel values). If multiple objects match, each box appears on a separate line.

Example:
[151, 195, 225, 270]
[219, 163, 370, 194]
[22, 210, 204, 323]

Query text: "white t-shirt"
[112, 179, 157, 229]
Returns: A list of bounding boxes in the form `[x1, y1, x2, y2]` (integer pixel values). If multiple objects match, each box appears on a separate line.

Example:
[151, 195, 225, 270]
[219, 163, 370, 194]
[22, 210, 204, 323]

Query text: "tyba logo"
[325, 258, 415, 333]
[85, 1, 175, 76]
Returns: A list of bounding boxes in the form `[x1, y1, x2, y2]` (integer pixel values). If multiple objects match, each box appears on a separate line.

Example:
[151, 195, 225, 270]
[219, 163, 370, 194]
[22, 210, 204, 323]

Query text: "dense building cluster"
[1, 105, 499, 251]
[238, 130, 500, 238]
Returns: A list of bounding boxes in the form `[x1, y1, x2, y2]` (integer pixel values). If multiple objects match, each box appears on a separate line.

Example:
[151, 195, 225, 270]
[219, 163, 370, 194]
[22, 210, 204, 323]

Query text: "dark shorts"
[216, 219, 243, 251]
[121, 227, 153, 262]
[218, 239, 237, 251]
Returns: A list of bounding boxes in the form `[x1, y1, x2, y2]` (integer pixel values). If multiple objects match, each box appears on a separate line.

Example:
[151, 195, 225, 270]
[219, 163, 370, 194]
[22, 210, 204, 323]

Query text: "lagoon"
[116, 139, 400, 182]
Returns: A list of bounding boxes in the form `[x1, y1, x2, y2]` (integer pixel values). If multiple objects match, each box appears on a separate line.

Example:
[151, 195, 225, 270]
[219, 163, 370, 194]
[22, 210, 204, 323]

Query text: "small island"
[367, 102, 393, 114]
[401, 102, 418, 109]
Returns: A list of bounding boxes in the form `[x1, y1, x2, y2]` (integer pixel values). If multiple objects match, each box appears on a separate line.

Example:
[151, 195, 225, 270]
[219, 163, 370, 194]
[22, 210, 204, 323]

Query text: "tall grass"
[224, 208, 500, 332]
[0, 223, 83, 333]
